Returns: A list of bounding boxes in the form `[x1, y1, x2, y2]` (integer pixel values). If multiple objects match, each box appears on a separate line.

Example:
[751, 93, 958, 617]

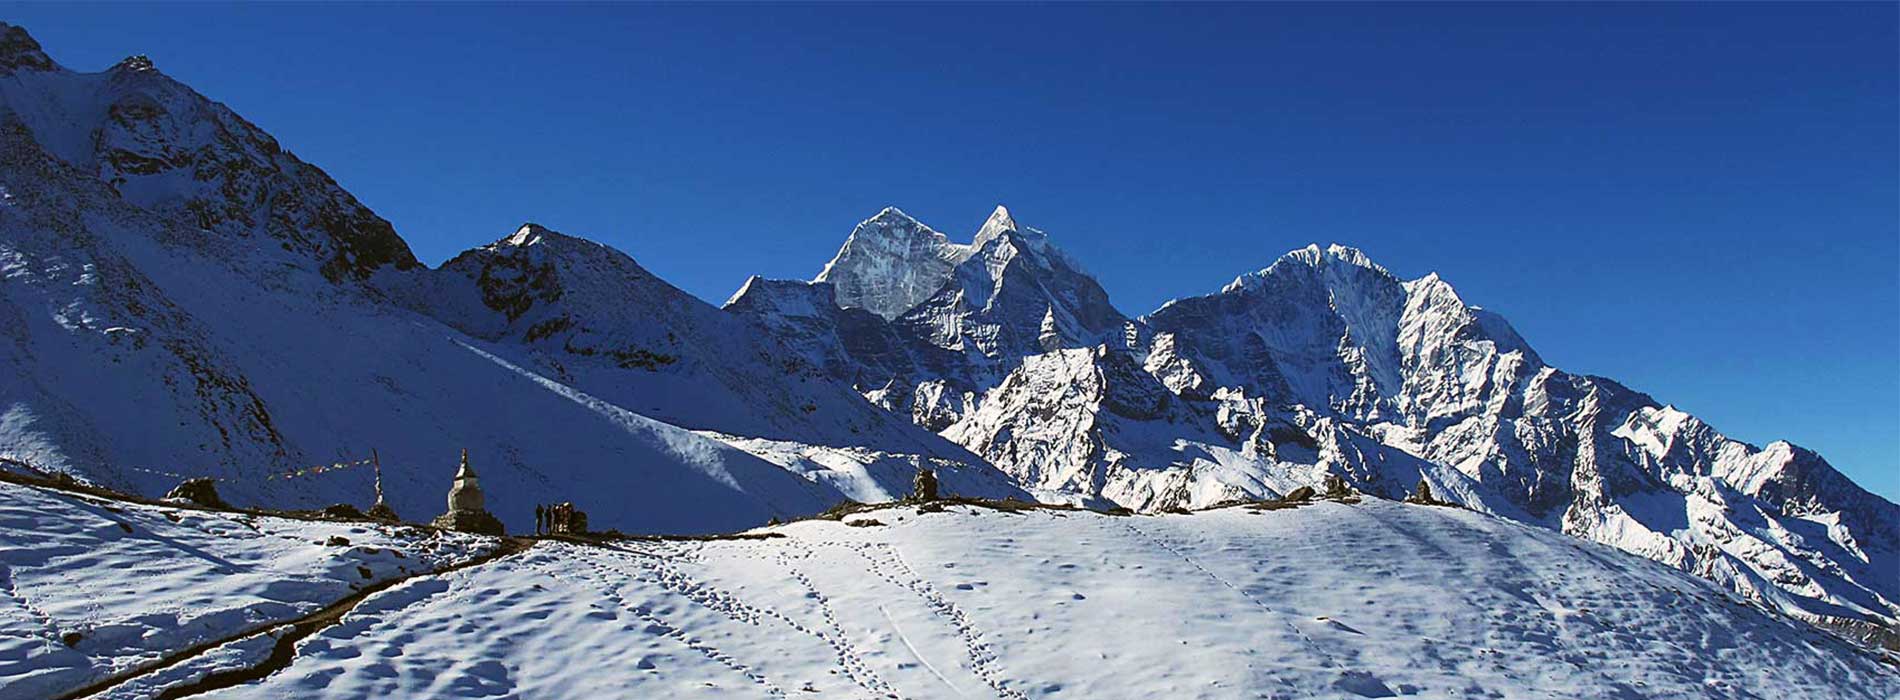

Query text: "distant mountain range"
[0, 22, 1890, 641]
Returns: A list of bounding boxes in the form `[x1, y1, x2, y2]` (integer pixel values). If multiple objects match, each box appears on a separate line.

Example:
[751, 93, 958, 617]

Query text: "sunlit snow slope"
[78, 497, 1898, 700]
[0, 480, 494, 699]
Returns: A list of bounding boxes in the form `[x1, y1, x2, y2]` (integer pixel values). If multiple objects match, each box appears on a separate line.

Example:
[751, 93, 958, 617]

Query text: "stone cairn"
[911, 468, 939, 502]
[1322, 473, 1354, 499]
[431, 449, 503, 536]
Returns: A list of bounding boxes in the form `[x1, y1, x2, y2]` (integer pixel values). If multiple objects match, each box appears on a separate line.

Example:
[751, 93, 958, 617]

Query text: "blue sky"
[10, 3, 1896, 499]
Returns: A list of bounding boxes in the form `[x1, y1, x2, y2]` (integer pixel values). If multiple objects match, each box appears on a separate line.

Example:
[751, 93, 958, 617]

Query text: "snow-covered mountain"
[396, 221, 967, 457]
[815, 207, 968, 321]
[737, 208, 1899, 637]
[730, 205, 1132, 434]
[891, 205, 1125, 359]
[0, 21, 1892, 650]
[815, 205, 1122, 358]
[1146, 243, 1898, 634]
[0, 27, 416, 286]
[0, 24, 979, 535]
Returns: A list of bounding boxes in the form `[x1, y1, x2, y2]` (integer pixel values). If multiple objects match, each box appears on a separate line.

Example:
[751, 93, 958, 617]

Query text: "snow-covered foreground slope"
[0, 480, 493, 700]
[65, 497, 1878, 700]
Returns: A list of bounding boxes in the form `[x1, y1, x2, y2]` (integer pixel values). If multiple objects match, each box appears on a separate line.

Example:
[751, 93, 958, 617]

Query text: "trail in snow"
[777, 541, 900, 697]
[842, 540, 1027, 700]
[0, 478, 494, 700]
[134, 538, 535, 700]
[880, 604, 966, 698]
[568, 557, 793, 699]
[1116, 514, 1338, 696]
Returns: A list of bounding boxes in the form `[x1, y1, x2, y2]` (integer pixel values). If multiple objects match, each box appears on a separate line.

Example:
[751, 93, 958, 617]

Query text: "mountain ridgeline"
[0, 23, 1892, 642]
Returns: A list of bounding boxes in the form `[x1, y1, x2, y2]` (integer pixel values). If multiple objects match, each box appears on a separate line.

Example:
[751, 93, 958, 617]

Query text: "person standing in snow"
[535, 504, 545, 535]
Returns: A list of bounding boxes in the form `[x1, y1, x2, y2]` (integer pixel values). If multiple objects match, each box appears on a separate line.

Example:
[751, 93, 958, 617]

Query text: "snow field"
[188, 499, 1895, 699]
[0, 481, 492, 699]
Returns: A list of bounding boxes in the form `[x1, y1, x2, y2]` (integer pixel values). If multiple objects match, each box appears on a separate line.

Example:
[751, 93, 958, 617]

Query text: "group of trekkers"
[534, 502, 581, 535]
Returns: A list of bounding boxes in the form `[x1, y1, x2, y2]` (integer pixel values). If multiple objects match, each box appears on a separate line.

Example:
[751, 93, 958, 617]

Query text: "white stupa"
[431, 449, 503, 535]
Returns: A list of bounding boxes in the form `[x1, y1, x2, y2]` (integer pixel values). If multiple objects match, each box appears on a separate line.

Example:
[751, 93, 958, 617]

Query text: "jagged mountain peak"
[1321, 242, 1381, 269]
[0, 25, 420, 284]
[1400, 273, 1545, 367]
[830, 206, 949, 250]
[110, 54, 158, 74]
[498, 221, 587, 249]
[724, 273, 771, 308]
[722, 275, 852, 317]
[816, 204, 1116, 324]
[867, 205, 922, 224]
[910, 207, 1125, 358]
[1148, 241, 1561, 422]
[506, 222, 548, 245]
[0, 23, 55, 73]
[816, 206, 968, 320]
[420, 223, 682, 344]
[1222, 242, 1395, 294]
[972, 204, 1018, 248]
[826, 206, 944, 251]
[966, 207, 1094, 279]
[1399, 269, 1470, 307]
[455, 223, 649, 286]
